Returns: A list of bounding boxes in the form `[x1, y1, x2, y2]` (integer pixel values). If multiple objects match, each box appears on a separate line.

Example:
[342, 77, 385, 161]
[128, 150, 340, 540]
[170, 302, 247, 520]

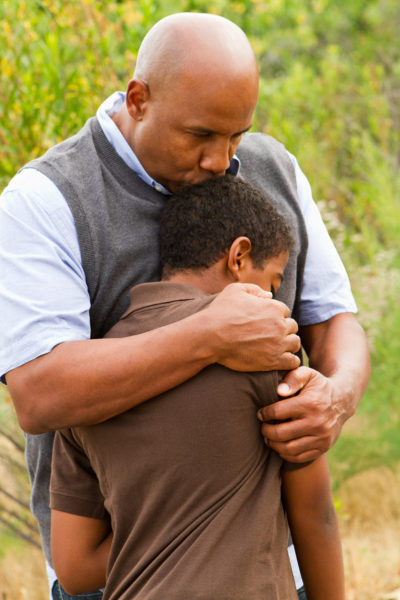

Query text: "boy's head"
[159, 175, 294, 294]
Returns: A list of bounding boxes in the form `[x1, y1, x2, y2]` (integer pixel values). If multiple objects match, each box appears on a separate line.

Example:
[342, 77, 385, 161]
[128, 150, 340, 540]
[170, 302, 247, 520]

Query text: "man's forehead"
[165, 83, 256, 134]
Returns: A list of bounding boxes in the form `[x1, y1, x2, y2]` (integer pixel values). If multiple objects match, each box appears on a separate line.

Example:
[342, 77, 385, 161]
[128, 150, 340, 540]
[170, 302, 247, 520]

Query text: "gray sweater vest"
[23, 117, 308, 565]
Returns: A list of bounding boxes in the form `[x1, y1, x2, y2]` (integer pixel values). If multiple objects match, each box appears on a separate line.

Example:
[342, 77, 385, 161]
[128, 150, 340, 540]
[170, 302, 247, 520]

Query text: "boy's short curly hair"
[160, 175, 294, 276]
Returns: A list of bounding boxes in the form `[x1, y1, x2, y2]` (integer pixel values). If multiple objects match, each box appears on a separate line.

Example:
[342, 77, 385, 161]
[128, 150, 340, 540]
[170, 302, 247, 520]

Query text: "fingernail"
[278, 383, 290, 395]
[257, 410, 263, 421]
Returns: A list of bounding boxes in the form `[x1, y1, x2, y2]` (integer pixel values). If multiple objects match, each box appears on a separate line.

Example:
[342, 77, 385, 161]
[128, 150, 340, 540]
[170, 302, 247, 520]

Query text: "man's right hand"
[204, 283, 300, 372]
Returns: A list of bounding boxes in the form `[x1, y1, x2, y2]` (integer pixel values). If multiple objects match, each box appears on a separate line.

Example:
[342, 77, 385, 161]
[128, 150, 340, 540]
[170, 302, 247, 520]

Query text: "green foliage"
[329, 264, 400, 486]
[0, 0, 136, 177]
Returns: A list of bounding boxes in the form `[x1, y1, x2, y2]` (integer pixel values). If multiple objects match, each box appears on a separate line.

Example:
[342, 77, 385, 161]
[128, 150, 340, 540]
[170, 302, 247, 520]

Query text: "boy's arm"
[50, 428, 111, 594]
[282, 455, 345, 600]
[51, 510, 112, 595]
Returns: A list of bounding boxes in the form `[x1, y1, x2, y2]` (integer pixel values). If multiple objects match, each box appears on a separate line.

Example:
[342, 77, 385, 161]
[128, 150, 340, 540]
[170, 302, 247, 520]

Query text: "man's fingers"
[257, 366, 342, 462]
[275, 351, 301, 371]
[260, 414, 307, 442]
[257, 394, 303, 423]
[266, 438, 323, 463]
[286, 333, 301, 353]
[238, 283, 273, 299]
[285, 317, 298, 335]
[207, 284, 300, 372]
[261, 415, 333, 459]
[264, 296, 291, 318]
[277, 365, 313, 397]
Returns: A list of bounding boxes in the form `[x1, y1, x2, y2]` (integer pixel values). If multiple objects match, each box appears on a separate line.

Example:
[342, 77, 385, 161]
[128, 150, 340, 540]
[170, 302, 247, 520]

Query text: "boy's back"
[51, 281, 298, 600]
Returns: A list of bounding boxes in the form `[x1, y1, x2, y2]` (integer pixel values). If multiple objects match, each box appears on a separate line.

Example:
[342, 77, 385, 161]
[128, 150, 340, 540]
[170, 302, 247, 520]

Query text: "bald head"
[116, 13, 259, 193]
[134, 13, 258, 95]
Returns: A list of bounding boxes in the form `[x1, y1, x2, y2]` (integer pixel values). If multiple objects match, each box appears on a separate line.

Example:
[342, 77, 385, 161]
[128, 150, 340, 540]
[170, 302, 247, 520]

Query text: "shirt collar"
[96, 92, 240, 193]
[96, 92, 171, 195]
[121, 281, 213, 317]
[227, 155, 240, 176]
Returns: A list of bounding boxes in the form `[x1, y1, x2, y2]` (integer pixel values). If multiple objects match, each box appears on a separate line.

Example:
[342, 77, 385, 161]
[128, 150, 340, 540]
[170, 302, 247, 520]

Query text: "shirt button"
[152, 182, 164, 193]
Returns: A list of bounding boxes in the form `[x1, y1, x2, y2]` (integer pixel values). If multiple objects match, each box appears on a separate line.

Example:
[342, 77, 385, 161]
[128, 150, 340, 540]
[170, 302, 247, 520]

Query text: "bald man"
[0, 12, 368, 600]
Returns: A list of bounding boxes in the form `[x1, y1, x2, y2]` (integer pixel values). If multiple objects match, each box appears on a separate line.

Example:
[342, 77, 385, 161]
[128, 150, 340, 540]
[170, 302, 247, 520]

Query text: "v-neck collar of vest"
[89, 117, 166, 204]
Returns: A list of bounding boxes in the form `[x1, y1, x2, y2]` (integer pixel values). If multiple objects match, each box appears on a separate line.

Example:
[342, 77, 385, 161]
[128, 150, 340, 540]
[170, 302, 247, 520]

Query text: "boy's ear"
[125, 79, 150, 121]
[227, 237, 252, 281]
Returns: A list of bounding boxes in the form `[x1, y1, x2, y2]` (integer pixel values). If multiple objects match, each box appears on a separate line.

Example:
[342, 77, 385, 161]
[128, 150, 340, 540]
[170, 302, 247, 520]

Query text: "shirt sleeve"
[0, 168, 91, 382]
[50, 428, 106, 519]
[287, 153, 358, 326]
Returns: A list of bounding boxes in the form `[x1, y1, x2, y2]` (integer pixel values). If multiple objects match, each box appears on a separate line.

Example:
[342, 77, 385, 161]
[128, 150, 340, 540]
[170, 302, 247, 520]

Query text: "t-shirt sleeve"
[50, 428, 107, 519]
[0, 169, 91, 382]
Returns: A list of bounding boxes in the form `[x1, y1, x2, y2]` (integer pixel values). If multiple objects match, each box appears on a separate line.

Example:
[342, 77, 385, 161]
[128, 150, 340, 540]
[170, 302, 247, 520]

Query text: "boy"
[50, 176, 344, 600]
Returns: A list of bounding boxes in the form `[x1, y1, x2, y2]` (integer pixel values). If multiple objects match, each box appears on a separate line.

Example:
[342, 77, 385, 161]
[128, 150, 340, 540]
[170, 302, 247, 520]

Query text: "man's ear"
[227, 237, 252, 281]
[125, 79, 150, 121]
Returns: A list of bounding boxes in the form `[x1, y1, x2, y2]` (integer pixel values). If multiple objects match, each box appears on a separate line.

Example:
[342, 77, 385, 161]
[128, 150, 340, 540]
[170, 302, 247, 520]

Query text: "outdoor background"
[0, 0, 399, 598]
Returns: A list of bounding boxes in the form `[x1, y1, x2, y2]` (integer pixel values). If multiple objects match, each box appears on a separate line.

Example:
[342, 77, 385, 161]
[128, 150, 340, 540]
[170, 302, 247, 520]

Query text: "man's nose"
[199, 139, 232, 175]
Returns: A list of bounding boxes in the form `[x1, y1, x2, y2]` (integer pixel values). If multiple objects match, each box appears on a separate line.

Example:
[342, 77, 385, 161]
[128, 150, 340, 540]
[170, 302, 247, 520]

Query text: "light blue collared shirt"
[96, 92, 171, 194]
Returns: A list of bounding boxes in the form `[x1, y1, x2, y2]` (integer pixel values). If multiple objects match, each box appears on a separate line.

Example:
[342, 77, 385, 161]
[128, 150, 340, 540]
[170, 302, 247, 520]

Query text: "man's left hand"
[257, 366, 344, 463]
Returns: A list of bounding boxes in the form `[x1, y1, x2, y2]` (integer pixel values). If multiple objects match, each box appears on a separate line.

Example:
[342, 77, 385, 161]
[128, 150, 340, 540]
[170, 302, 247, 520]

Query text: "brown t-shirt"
[50, 282, 298, 600]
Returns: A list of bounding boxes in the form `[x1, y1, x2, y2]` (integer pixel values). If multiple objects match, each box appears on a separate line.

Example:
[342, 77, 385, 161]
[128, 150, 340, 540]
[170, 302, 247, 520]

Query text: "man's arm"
[51, 510, 111, 595]
[259, 312, 370, 462]
[2, 175, 300, 434]
[6, 284, 300, 434]
[282, 455, 345, 599]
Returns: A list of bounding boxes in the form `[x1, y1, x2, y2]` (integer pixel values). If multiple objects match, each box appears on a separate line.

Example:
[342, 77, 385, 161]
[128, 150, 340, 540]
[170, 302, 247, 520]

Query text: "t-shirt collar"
[121, 281, 213, 317]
